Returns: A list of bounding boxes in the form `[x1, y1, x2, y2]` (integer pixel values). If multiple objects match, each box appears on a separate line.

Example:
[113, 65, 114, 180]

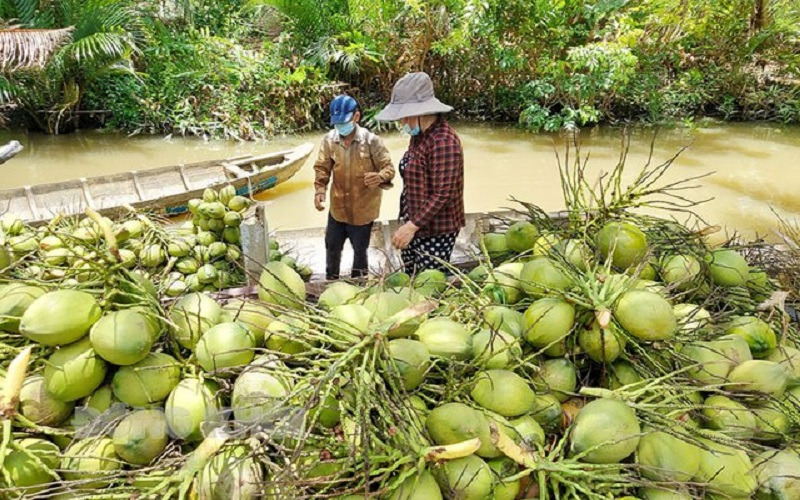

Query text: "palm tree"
[0, 0, 142, 134]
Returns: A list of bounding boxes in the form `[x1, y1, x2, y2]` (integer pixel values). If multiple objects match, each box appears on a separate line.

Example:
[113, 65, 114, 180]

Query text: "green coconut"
[414, 268, 448, 296]
[0, 283, 46, 333]
[766, 346, 800, 387]
[196, 444, 264, 500]
[578, 321, 626, 363]
[559, 238, 592, 271]
[522, 297, 575, 349]
[317, 281, 362, 310]
[724, 315, 777, 359]
[415, 317, 472, 360]
[471, 329, 521, 369]
[529, 393, 563, 432]
[18, 375, 74, 426]
[220, 299, 273, 346]
[388, 470, 443, 500]
[694, 432, 757, 498]
[606, 360, 643, 390]
[673, 303, 712, 334]
[19, 290, 102, 346]
[639, 487, 694, 500]
[471, 369, 536, 417]
[61, 437, 122, 489]
[636, 429, 700, 482]
[570, 398, 640, 464]
[519, 257, 573, 297]
[328, 303, 373, 344]
[195, 322, 256, 374]
[752, 404, 791, 442]
[3, 437, 61, 494]
[701, 394, 756, 440]
[532, 358, 578, 402]
[43, 337, 107, 402]
[482, 305, 524, 337]
[614, 290, 676, 341]
[362, 290, 421, 337]
[727, 360, 790, 396]
[112, 352, 182, 407]
[595, 221, 649, 270]
[480, 232, 509, 260]
[257, 260, 306, 310]
[505, 220, 540, 253]
[680, 335, 752, 384]
[264, 315, 313, 355]
[532, 232, 560, 256]
[426, 402, 482, 446]
[753, 448, 800, 499]
[660, 254, 702, 289]
[482, 262, 524, 305]
[169, 292, 222, 350]
[112, 409, 169, 465]
[388, 339, 431, 391]
[435, 455, 493, 500]
[165, 378, 222, 442]
[232, 355, 291, 425]
[706, 248, 750, 287]
[509, 415, 546, 448]
[487, 457, 521, 500]
[89, 309, 156, 366]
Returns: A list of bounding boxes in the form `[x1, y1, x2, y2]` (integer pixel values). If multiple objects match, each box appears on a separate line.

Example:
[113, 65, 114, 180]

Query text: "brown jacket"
[314, 125, 395, 226]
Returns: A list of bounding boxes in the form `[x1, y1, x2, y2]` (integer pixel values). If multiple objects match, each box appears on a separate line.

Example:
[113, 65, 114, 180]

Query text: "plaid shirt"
[400, 118, 465, 237]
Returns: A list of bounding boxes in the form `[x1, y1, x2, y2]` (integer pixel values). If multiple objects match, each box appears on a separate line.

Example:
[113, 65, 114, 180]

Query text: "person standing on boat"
[375, 72, 465, 275]
[314, 95, 395, 280]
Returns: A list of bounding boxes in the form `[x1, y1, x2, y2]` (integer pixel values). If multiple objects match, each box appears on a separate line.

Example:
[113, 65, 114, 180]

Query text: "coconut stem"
[423, 437, 481, 462]
[0, 346, 32, 419]
[85, 207, 120, 262]
[489, 422, 540, 469]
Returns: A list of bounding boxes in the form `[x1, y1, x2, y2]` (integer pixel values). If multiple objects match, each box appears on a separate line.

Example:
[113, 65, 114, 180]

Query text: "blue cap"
[330, 95, 358, 125]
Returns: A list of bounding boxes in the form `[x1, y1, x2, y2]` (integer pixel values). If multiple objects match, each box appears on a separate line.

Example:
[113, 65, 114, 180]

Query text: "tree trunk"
[750, 0, 768, 33]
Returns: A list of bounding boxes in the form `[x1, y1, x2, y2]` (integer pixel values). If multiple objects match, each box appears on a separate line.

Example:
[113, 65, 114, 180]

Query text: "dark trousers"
[325, 213, 373, 280]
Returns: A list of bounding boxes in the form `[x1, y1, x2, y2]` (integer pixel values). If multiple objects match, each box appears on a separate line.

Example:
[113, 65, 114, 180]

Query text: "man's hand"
[364, 172, 383, 188]
[314, 193, 326, 211]
[392, 222, 419, 249]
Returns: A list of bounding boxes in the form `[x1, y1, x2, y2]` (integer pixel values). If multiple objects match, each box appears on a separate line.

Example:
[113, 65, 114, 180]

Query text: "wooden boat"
[0, 142, 315, 225]
[235, 206, 554, 290]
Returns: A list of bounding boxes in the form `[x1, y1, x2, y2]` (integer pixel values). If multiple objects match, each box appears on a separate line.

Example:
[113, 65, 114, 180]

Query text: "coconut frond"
[0, 27, 74, 71]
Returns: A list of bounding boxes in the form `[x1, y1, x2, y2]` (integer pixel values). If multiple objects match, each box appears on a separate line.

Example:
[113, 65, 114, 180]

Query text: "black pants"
[325, 213, 373, 280]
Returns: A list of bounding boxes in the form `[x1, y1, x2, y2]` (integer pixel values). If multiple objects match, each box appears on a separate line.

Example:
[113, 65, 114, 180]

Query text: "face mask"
[402, 123, 421, 136]
[334, 121, 355, 137]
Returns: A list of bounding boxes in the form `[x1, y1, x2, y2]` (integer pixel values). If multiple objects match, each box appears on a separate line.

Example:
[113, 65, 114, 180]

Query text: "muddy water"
[2, 123, 800, 241]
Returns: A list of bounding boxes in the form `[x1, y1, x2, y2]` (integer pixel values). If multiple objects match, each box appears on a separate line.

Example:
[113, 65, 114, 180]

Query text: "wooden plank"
[23, 186, 40, 220]
[80, 178, 95, 209]
[130, 171, 144, 201]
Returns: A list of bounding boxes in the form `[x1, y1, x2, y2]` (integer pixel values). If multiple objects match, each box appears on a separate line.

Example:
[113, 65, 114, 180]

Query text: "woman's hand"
[392, 222, 419, 249]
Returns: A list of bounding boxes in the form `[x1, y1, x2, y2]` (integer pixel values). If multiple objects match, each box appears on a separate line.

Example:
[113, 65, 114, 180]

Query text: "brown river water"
[2, 123, 800, 243]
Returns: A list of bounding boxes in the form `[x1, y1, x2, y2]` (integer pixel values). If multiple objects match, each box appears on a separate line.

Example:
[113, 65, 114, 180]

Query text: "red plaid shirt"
[400, 118, 465, 237]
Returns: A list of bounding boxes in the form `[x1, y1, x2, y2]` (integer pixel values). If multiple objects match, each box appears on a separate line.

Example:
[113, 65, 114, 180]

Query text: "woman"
[376, 72, 465, 274]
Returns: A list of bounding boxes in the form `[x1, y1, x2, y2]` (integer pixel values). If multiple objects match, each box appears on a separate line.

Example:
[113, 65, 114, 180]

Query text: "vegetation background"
[0, 0, 798, 140]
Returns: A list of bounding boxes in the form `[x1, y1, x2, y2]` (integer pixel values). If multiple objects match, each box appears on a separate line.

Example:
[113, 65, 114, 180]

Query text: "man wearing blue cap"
[314, 95, 395, 280]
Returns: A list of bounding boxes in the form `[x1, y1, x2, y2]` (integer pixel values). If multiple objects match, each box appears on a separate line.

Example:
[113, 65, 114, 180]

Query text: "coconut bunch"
[0, 185, 255, 297]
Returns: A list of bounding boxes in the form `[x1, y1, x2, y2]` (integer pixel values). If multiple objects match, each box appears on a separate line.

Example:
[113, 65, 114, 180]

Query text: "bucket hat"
[375, 72, 453, 121]
[330, 95, 358, 125]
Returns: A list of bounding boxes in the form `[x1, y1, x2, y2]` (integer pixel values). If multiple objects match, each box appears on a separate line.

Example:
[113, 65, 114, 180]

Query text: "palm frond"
[0, 27, 74, 71]
[62, 31, 133, 63]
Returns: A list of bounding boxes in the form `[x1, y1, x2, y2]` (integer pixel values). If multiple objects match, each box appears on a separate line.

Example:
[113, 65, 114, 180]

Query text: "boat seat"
[223, 163, 249, 179]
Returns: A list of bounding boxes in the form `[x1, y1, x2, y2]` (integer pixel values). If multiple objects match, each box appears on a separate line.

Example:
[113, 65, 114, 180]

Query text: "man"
[314, 95, 395, 280]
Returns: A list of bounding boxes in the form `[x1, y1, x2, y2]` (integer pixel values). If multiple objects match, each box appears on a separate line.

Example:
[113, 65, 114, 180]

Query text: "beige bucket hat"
[375, 72, 453, 121]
